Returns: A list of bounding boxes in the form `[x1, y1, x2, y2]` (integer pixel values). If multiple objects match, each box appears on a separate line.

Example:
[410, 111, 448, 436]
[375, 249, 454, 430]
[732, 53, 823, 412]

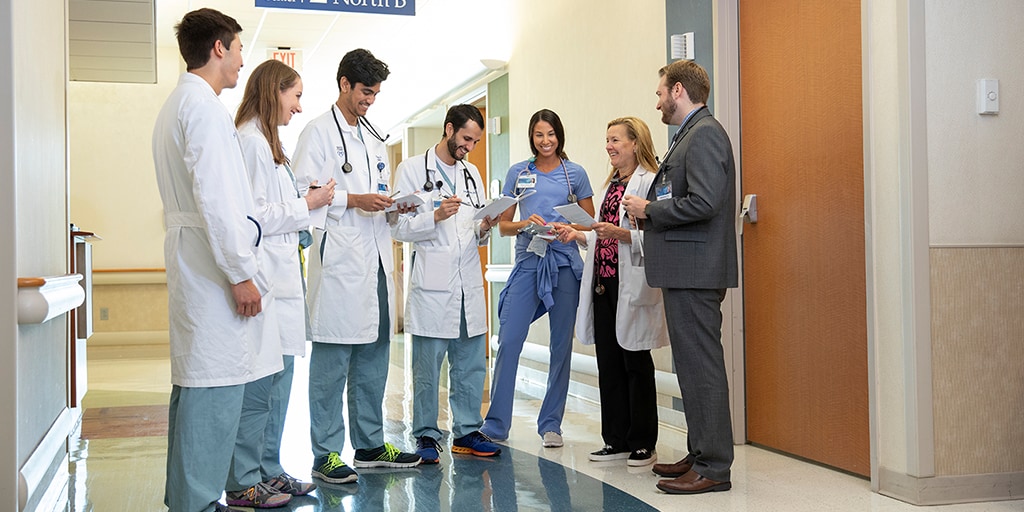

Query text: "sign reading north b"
[255, 0, 415, 16]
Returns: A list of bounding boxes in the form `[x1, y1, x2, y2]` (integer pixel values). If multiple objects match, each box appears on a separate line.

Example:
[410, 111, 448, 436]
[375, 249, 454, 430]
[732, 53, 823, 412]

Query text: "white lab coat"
[392, 145, 489, 339]
[238, 119, 310, 357]
[291, 105, 395, 344]
[152, 73, 282, 387]
[575, 165, 669, 351]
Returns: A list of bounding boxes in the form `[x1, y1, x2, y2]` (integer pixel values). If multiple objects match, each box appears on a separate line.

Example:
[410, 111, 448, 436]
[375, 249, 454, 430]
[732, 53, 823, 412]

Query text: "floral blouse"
[595, 181, 625, 278]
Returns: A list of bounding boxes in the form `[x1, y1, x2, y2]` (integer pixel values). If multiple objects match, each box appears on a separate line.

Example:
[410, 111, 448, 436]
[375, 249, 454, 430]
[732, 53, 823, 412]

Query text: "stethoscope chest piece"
[341, 162, 353, 174]
[567, 193, 578, 203]
[594, 283, 605, 295]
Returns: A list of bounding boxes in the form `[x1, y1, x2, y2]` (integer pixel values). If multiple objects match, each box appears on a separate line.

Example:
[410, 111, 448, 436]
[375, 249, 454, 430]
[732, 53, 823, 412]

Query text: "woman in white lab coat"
[555, 117, 669, 468]
[225, 59, 334, 507]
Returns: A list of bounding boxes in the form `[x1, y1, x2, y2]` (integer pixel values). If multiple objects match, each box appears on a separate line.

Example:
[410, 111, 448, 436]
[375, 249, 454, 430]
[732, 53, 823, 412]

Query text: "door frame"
[714, 0, 747, 447]
[713, 0, 938, 488]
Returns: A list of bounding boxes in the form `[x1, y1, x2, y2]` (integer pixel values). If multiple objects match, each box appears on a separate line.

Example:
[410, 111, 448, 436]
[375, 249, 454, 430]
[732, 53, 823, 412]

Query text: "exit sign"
[268, 49, 302, 70]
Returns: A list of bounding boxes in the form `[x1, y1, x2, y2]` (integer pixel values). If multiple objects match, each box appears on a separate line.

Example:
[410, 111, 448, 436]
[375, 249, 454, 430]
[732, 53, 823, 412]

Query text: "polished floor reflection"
[70, 342, 1022, 511]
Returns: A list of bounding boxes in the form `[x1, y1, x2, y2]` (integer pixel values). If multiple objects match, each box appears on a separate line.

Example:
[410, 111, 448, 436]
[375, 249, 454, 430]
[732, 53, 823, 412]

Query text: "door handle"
[740, 194, 757, 223]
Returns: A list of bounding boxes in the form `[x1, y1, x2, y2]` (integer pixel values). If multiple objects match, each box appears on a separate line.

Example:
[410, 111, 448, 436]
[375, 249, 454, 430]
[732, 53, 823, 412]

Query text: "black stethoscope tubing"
[330, 107, 389, 174]
[422, 148, 483, 208]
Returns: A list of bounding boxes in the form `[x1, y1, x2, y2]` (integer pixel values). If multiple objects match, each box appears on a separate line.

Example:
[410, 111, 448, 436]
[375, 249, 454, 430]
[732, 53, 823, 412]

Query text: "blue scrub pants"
[481, 265, 579, 439]
[165, 383, 245, 512]
[226, 373, 274, 491]
[412, 301, 487, 441]
[308, 263, 391, 456]
[260, 355, 295, 479]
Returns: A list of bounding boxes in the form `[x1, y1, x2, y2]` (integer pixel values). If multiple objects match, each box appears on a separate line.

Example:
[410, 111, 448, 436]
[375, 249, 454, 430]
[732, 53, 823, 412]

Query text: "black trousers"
[592, 275, 659, 451]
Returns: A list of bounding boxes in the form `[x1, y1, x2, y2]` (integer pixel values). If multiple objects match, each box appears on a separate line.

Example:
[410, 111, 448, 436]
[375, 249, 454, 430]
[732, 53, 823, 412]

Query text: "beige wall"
[930, 248, 1024, 475]
[925, 1, 1024, 246]
[865, 0, 1024, 502]
[924, 0, 1024, 478]
[69, 46, 182, 270]
[506, 0, 672, 373]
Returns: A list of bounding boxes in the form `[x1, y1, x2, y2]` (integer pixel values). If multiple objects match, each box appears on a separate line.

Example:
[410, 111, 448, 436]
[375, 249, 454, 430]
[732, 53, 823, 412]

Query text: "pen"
[441, 194, 473, 207]
[308, 184, 321, 189]
[388, 190, 401, 198]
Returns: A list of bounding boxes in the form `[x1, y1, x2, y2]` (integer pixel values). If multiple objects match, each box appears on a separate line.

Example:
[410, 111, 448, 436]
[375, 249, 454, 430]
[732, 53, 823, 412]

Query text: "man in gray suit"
[622, 59, 737, 495]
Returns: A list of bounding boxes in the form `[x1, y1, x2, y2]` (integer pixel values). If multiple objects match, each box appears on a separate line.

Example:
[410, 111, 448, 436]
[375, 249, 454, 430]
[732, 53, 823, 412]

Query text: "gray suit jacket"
[642, 107, 738, 290]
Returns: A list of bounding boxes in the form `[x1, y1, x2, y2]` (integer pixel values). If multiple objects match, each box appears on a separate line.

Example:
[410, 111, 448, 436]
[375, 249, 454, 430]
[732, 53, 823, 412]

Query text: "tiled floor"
[70, 341, 1023, 511]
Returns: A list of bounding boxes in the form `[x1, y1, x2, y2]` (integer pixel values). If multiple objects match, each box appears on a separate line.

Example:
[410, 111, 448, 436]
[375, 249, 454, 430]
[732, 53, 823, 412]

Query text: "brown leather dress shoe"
[652, 454, 694, 477]
[656, 469, 732, 495]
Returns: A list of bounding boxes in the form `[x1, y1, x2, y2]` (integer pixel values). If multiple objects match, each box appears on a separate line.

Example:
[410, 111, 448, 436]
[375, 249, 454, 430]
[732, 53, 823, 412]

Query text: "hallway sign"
[255, 0, 415, 16]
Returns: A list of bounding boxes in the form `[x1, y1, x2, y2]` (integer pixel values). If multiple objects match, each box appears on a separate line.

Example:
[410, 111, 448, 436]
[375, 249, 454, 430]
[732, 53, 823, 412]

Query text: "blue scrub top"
[502, 158, 594, 267]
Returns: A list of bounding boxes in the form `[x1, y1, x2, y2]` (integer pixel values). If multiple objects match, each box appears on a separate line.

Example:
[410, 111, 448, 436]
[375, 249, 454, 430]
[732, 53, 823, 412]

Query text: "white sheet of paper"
[553, 203, 596, 227]
[384, 193, 425, 212]
[473, 196, 518, 221]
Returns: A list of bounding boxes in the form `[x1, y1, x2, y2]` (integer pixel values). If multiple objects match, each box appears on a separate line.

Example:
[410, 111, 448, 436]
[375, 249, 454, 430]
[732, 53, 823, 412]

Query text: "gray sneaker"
[265, 471, 317, 496]
[225, 481, 291, 508]
[312, 452, 358, 484]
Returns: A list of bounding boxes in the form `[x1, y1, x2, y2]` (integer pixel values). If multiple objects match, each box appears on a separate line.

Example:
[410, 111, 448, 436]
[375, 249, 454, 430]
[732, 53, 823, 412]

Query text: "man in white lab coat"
[152, 8, 282, 512]
[392, 105, 502, 463]
[292, 48, 420, 485]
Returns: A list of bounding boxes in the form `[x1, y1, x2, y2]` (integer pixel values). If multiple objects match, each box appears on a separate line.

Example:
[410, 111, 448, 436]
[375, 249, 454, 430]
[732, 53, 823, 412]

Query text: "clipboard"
[473, 190, 536, 221]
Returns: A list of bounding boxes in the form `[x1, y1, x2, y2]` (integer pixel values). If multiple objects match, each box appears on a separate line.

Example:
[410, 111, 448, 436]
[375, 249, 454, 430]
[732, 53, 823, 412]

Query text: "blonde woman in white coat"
[227, 59, 335, 507]
[554, 117, 669, 467]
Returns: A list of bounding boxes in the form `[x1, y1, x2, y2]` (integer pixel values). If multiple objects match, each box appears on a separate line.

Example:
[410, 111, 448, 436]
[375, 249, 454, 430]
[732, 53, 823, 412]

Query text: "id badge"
[516, 173, 537, 189]
[377, 180, 389, 195]
[655, 181, 672, 201]
[433, 191, 442, 210]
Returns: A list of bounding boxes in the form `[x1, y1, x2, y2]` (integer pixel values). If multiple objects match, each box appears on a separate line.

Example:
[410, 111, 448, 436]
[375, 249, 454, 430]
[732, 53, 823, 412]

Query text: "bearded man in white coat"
[152, 8, 281, 512]
[292, 48, 420, 485]
[392, 105, 501, 464]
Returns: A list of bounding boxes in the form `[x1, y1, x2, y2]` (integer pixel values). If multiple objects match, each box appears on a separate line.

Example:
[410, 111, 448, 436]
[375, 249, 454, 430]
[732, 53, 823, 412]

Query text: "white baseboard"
[19, 407, 76, 511]
[879, 466, 1024, 505]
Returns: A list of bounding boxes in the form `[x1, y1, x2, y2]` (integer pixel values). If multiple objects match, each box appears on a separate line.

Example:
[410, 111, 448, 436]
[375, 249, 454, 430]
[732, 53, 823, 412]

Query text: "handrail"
[92, 268, 165, 273]
[17, 274, 85, 324]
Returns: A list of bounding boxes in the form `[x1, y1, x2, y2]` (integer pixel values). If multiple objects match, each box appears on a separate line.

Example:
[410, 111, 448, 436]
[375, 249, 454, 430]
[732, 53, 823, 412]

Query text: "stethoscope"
[515, 158, 577, 203]
[422, 148, 484, 208]
[330, 107, 389, 174]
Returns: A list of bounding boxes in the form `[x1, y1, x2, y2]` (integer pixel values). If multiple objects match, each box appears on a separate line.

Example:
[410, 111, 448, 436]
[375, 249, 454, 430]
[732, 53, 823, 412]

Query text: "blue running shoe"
[416, 436, 441, 464]
[452, 431, 501, 457]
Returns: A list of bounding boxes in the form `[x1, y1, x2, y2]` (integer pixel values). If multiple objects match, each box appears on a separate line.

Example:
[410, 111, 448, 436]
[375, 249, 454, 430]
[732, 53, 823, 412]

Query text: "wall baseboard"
[879, 466, 1024, 505]
[19, 407, 76, 511]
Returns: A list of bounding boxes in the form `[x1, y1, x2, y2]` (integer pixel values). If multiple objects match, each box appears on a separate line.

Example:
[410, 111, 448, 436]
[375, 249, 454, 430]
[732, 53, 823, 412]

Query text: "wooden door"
[467, 105, 489, 297]
[739, 0, 869, 476]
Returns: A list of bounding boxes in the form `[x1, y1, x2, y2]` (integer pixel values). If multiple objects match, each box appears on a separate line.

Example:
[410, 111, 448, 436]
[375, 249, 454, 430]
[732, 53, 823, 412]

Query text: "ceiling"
[153, 0, 514, 134]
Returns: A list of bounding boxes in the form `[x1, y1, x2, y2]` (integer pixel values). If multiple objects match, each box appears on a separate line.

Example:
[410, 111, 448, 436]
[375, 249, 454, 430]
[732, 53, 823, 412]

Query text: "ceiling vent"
[69, 0, 156, 83]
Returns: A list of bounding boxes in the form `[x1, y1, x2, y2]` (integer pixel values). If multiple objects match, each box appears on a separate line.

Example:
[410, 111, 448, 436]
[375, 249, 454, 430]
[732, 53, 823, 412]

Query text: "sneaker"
[452, 431, 501, 457]
[541, 431, 563, 448]
[265, 471, 316, 496]
[353, 442, 422, 468]
[416, 436, 442, 464]
[225, 481, 292, 508]
[312, 452, 358, 484]
[589, 445, 629, 462]
[627, 448, 657, 467]
[214, 504, 244, 512]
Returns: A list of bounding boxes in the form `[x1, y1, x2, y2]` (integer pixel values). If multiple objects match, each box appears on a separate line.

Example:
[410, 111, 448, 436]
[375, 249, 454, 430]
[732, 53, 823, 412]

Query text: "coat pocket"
[412, 246, 451, 292]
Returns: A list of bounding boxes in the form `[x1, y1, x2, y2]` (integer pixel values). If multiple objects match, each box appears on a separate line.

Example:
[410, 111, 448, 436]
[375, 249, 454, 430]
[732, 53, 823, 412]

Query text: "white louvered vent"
[69, 0, 156, 83]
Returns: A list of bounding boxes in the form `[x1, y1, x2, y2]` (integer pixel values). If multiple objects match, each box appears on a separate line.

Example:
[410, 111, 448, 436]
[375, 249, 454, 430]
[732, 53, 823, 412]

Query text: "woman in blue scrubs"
[480, 109, 595, 447]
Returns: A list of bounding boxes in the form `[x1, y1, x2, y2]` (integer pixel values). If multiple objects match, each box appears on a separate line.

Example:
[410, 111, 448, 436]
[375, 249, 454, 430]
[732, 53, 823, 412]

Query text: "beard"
[660, 99, 677, 125]
[447, 137, 465, 161]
